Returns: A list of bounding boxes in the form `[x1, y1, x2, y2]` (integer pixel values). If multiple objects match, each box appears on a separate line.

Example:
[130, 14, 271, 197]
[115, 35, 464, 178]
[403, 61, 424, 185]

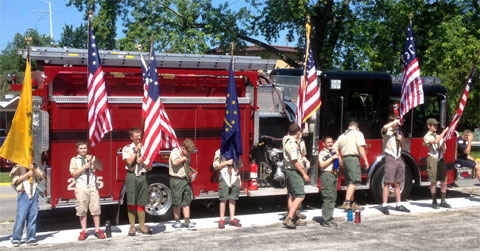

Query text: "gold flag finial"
[409, 13, 414, 22]
[230, 42, 235, 61]
[135, 44, 143, 51]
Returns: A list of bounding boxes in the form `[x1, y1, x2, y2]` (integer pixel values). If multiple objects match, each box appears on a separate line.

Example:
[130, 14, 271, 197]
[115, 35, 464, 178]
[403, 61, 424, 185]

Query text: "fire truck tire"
[370, 164, 413, 203]
[145, 174, 173, 220]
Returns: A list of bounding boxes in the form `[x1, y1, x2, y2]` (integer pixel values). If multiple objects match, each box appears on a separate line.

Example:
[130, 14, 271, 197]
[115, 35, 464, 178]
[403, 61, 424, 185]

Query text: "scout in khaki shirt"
[169, 138, 197, 229]
[318, 136, 340, 227]
[379, 114, 410, 215]
[10, 163, 43, 247]
[333, 121, 369, 211]
[282, 123, 310, 229]
[423, 118, 450, 209]
[212, 149, 242, 229]
[69, 140, 105, 240]
[122, 127, 152, 236]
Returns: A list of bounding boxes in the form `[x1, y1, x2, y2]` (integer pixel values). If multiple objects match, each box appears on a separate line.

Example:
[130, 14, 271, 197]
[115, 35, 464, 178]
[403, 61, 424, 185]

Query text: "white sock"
[382, 203, 387, 208]
[396, 202, 401, 207]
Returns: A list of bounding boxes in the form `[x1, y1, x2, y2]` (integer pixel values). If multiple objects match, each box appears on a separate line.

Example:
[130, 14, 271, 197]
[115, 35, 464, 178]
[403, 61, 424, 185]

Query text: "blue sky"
[0, 0, 290, 50]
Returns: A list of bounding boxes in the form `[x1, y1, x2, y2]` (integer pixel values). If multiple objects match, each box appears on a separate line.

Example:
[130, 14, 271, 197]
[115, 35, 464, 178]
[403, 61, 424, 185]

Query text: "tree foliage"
[58, 23, 88, 48]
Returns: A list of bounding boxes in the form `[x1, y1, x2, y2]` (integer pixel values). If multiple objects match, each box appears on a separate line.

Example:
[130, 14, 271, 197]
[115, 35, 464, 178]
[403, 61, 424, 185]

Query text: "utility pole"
[32, 1, 53, 41]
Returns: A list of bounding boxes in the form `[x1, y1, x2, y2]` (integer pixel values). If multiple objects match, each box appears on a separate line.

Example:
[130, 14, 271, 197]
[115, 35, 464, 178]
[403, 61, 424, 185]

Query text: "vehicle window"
[345, 91, 378, 123]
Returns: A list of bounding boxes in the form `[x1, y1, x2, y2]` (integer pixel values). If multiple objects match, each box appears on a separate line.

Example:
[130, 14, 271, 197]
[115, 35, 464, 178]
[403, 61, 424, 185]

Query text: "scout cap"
[426, 118, 439, 125]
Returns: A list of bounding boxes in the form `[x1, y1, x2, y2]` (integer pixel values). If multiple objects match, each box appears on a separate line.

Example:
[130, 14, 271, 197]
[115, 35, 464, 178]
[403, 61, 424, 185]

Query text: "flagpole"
[25, 36, 34, 191]
[408, 13, 415, 137]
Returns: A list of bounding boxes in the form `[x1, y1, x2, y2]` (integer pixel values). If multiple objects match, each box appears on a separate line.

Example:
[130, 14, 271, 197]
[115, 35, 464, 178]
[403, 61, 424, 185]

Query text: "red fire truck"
[18, 47, 454, 220]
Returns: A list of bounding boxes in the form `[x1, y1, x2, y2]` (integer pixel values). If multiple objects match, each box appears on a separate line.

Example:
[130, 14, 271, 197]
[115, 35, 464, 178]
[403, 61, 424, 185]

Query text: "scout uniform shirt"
[319, 148, 334, 172]
[423, 131, 445, 159]
[169, 147, 188, 178]
[333, 129, 366, 156]
[382, 127, 401, 159]
[122, 142, 147, 176]
[10, 164, 44, 199]
[212, 149, 243, 187]
[283, 135, 302, 170]
[69, 154, 98, 188]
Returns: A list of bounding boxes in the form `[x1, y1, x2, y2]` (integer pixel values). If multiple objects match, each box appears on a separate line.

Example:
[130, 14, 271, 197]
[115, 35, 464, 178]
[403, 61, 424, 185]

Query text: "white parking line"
[1, 196, 479, 248]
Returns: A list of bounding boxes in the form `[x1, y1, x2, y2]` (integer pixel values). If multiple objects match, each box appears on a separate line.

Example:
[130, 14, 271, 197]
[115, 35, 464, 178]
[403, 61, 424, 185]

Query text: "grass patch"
[0, 172, 10, 183]
[471, 151, 480, 159]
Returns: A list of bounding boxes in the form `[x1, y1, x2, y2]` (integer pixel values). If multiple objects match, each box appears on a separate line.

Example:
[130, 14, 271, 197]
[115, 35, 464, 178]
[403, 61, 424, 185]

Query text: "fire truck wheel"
[145, 175, 173, 220]
[370, 164, 413, 203]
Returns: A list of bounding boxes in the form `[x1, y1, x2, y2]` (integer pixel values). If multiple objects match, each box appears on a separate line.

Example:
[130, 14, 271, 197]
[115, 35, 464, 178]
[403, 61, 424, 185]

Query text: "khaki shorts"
[75, 184, 101, 217]
[170, 177, 193, 207]
[427, 156, 447, 182]
[285, 169, 305, 198]
[343, 156, 361, 185]
[384, 154, 405, 184]
[218, 175, 240, 201]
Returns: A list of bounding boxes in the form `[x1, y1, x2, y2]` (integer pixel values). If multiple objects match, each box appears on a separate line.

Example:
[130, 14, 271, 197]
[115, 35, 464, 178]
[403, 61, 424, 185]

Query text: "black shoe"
[439, 201, 452, 208]
[379, 206, 389, 215]
[448, 183, 459, 188]
[395, 205, 410, 213]
[432, 202, 440, 209]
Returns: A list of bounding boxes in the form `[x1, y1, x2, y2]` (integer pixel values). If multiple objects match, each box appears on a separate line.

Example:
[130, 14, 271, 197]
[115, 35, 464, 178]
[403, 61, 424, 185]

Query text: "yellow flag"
[0, 60, 32, 167]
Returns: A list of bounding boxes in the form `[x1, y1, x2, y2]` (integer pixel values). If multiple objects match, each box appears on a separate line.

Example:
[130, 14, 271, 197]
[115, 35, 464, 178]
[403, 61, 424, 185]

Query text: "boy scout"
[423, 118, 451, 209]
[318, 136, 339, 227]
[333, 121, 369, 211]
[122, 127, 152, 236]
[282, 123, 309, 229]
[212, 149, 242, 229]
[379, 115, 410, 215]
[10, 163, 43, 247]
[70, 140, 105, 240]
[169, 138, 197, 229]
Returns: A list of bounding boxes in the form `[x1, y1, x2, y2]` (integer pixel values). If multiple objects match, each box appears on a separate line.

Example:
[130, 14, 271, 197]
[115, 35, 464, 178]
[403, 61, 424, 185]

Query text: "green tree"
[58, 23, 88, 48]
[0, 29, 53, 95]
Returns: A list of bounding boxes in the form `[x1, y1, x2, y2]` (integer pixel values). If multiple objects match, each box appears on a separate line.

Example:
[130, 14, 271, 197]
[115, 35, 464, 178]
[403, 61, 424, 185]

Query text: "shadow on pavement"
[409, 202, 433, 208]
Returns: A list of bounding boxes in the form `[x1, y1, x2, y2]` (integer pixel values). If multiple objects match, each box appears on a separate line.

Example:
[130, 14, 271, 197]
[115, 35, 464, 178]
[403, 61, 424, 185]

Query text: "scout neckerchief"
[220, 153, 238, 187]
[20, 166, 36, 199]
[80, 156, 92, 185]
[179, 147, 193, 182]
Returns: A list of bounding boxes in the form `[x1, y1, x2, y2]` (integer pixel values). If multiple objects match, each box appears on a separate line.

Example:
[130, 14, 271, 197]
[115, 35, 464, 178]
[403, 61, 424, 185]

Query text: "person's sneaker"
[229, 218, 242, 227]
[12, 242, 20, 247]
[448, 183, 459, 188]
[395, 205, 410, 213]
[351, 202, 365, 211]
[284, 217, 296, 229]
[294, 219, 307, 226]
[379, 206, 390, 215]
[321, 221, 338, 227]
[128, 226, 136, 236]
[184, 222, 197, 230]
[439, 201, 452, 208]
[172, 221, 182, 229]
[78, 230, 87, 241]
[341, 201, 351, 211]
[432, 202, 440, 209]
[218, 220, 225, 229]
[95, 229, 106, 239]
[295, 211, 306, 219]
[138, 226, 152, 235]
[26, 240, 38, 246]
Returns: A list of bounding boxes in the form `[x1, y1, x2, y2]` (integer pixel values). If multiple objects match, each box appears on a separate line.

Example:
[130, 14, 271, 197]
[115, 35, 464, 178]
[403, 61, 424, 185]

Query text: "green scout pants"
[342, 155, 361, 185]
[170, 177, 193, 207]
[321, 171, 337, 223]
[126, 172, 148, 206]
[219, 175, 240, 201]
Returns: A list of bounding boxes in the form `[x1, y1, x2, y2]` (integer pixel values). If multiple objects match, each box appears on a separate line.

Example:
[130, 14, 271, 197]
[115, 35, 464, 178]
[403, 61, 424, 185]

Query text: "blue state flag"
[220, 59, 242, 162]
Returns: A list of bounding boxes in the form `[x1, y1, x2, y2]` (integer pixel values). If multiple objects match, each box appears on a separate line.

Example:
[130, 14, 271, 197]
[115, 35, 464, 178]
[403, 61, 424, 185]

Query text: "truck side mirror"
[439, 97, 447, 129]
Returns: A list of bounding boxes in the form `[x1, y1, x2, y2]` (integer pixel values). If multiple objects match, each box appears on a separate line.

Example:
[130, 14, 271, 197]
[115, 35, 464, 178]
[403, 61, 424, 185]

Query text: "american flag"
[399, 23, 424, 119]
[87, 24, 113, 147]
[444, 57, 478, 140]
[296, 22, 321, 127]
[140, 51, 149, 119]
[141, 48, 179, 166]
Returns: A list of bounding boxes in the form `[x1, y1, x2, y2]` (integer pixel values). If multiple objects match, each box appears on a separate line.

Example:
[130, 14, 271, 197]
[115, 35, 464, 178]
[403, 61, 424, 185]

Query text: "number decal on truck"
[67, 176, 104, 190]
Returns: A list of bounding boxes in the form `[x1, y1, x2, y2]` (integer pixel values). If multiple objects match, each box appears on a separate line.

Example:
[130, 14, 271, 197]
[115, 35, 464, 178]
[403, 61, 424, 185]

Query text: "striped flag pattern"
[444, 57, 478, 140]
[399, 23, 424, 119]
[296, 22, 321, 127]
[87, 24, 113, 147]
[141, 48, 179, 166]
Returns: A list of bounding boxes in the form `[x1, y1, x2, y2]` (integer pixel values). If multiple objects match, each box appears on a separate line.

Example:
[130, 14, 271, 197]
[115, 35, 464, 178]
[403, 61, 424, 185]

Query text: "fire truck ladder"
[20, 46, 277, 71]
